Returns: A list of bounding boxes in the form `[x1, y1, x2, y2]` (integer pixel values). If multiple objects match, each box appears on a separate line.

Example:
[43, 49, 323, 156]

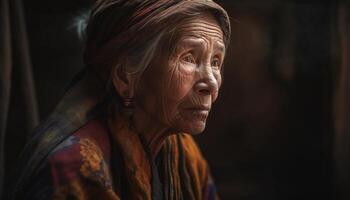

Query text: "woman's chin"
[183, 121, 207, 135]
[172, 116, 208, 135]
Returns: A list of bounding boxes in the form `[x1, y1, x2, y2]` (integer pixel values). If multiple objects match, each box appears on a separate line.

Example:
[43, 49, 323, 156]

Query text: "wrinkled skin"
[115, 13, 225, 157]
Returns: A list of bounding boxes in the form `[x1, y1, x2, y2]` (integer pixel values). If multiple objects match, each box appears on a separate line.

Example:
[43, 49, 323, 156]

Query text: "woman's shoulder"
[46, 119, 113, 187]
[49, 119, 111, 162]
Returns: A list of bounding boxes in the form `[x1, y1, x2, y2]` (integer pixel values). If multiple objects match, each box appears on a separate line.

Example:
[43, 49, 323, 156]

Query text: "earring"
[122, 97, 134, 117]
[122, 97, 133, 107]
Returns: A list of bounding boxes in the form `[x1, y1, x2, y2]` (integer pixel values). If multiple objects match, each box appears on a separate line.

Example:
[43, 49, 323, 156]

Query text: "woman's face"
[135, 13, 225, 134]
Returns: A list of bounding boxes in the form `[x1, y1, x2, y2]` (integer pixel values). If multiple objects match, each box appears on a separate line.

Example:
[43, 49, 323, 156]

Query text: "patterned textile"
[9, 59, 220, 200]
[18, 118, 218, 200]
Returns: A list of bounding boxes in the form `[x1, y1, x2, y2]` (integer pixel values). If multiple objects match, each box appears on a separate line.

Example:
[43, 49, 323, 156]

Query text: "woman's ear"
[112, 66, 136, 98]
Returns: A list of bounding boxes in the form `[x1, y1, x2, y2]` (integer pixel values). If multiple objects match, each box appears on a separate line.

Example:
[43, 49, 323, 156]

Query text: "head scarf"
[85, 0, 231, 82]
[10, 0, 230, 198]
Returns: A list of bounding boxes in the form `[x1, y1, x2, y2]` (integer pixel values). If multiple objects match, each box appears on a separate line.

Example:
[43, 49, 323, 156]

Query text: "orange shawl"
[20, 118, 218, 200]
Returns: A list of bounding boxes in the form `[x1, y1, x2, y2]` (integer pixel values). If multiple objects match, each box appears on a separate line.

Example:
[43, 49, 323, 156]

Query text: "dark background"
[2, 0, 350, 199]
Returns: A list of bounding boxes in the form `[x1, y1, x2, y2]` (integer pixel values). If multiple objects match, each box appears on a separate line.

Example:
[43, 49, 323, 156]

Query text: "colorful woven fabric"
[17, 118, 218, 200]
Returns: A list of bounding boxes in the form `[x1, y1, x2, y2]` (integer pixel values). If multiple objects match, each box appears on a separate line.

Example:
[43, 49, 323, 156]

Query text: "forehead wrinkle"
[180, 20, 223, 32]
[174, 16, 225, 55]
[179, 34, 215, 50]
[179, 26, 223, 41]
[178, 15, 224, 39]
[181, 31, 224, 49]
[182, 31, 222, 40]
[180, 24, 222, 35]
[178, 34, 224, 57]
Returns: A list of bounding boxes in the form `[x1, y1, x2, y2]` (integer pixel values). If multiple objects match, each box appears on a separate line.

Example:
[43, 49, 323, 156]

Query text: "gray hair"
[83, 0, 230, 85]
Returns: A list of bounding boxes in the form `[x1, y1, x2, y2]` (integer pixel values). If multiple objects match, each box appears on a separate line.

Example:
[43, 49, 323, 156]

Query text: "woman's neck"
[132, 107, 175, 159]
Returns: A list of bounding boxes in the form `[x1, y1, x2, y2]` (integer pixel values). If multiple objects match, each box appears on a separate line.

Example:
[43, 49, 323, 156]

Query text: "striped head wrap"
[84, 0, 231, 81]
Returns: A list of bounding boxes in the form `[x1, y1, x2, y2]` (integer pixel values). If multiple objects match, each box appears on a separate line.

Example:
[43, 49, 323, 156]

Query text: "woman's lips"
[185, 106, 210, 121]
[187, 105, 210, 111]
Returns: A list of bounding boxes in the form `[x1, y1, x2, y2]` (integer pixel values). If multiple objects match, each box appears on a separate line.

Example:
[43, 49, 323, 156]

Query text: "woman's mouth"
[185, 105, 210, 121]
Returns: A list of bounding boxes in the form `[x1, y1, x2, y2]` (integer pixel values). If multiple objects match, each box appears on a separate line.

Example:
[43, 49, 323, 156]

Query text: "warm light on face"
[134, 13, 225, 134]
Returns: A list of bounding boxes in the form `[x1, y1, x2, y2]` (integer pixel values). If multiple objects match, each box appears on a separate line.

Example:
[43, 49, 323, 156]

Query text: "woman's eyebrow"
[179, 38, 206, 50]
[214, 41, 225, 53]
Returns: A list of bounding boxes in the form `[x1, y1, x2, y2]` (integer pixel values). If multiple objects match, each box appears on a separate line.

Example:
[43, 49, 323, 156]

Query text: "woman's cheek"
[167, 62, 196, 100]
[176, 58, 196, 75]
[214, 70, 222, 88]
[158, 61, 195, 124]
[212, 70, 222, 102]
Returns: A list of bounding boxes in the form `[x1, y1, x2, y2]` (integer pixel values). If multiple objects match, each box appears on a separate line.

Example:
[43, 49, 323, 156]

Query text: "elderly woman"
[11, 0, 230, 199]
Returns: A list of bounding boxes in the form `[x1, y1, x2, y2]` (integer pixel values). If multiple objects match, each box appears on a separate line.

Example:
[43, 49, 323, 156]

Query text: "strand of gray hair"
[69, 9, 91, 43]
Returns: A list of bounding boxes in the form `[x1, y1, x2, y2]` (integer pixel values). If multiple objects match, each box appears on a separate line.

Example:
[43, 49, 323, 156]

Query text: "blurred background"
[1, 0, 350, 199]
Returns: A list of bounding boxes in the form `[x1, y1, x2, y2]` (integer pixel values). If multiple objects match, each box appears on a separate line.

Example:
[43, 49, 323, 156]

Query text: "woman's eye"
[212, 58, 221, 69]
[182, 53, 196, 64]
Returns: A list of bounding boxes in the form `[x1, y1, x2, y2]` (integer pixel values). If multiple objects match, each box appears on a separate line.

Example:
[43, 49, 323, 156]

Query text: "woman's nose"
[194, 66, 218, 96]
